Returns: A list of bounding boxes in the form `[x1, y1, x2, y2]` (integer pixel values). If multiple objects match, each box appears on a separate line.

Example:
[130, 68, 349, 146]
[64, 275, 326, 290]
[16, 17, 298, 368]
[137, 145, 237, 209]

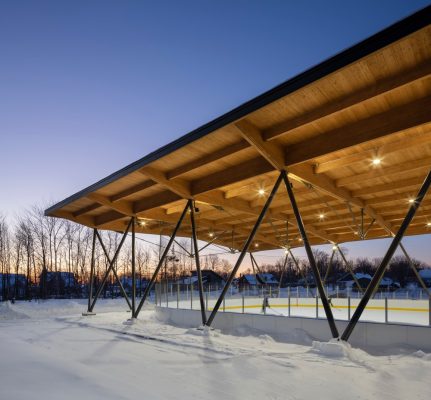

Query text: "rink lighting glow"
[372, 158, 381, 166]
[332, 245, 338, 251]
[258, 188, 266, 196]
[408, 198, 415, 204]
[208, 232, 214, 238]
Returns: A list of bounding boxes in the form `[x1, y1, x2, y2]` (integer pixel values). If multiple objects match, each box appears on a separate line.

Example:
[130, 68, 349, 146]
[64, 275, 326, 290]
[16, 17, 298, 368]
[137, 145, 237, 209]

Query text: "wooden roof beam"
[283, 96, 431, 166]
[72, 203, 102, 217]
[234, 120, 285, 170]
[335, 156, 431, 187]
[110, 180, 157, 202]
[315, 131, 431, 174]
[263, 62, 431, 141]
[140, 166, 192, 198]
[166, 140, 250, 179]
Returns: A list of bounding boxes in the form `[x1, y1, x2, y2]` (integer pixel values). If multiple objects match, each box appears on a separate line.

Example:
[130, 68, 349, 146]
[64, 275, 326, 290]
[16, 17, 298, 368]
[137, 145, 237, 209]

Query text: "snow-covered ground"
[1, 299, 430, 400]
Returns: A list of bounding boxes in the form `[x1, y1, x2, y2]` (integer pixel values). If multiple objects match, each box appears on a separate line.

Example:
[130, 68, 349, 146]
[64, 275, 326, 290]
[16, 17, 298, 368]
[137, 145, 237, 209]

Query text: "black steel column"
[134, 202, 189, 318]
[89, 218, 133, 312]
[283, 173, 339, 338]
[190, 201, 207, 325]
[341, 169, 431, 341]
[131, 217, 136, 316]
[87, 228, 96, 312]
[206, 171, 284, 327]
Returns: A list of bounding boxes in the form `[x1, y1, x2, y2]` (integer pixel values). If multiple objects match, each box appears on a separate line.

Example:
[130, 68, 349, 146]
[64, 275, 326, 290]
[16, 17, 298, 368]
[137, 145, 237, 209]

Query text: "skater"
[261, 295, 270, 313]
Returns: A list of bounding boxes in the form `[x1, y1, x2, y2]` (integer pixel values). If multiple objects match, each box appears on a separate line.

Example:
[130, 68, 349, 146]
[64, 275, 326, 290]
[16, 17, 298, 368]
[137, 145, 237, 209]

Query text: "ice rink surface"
[1, 299, 430, 400]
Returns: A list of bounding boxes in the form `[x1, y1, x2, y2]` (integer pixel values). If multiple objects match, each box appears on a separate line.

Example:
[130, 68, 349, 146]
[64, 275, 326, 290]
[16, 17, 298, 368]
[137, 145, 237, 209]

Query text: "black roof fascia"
[45, 6, 431, 216]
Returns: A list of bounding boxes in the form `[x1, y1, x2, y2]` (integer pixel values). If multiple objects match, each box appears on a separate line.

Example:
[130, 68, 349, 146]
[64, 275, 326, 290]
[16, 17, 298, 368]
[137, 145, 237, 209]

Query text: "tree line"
[0, 204, 429, 300]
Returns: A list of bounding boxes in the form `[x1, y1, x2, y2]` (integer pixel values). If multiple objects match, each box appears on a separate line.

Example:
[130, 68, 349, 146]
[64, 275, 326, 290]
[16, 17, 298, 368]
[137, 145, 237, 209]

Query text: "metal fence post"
[385, 297, 388, 323]
[348, 296, 351, 321]
[429, 298, 431, 327]
[316, 295, 318, 319]
[286, 293, 290, 317]
[223, 297, 225, 312]
[206, 292, 208, 311]
[242, 295, 244, 314]
[177, 284, 179, 309]
[190, 283, 193, 309]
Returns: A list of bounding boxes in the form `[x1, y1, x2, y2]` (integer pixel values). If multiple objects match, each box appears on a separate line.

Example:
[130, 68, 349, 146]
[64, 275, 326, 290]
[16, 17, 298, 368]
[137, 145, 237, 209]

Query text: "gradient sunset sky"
[1, 0, 430, 266]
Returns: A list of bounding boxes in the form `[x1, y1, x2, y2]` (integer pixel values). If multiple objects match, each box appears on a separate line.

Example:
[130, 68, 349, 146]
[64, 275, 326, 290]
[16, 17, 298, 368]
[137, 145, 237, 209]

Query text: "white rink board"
[172, 297, 430, 326]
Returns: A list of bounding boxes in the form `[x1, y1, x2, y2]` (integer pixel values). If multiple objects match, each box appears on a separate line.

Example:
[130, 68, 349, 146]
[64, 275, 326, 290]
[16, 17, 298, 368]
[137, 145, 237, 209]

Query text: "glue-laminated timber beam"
[166, 140, 250, 179]
[191, 157, 274, 195]
[88, 193, 134, 215]
[234, 120, 285, 170]
[335, 156, 431, 187]
[282, 96, 431, 166]
[110, 180, 157, 202]
[73, 203, 102, 217]
[315, 131, 431, 174]
[352, 177, 424, 197]
[140, 166, 191, 199]
[263, 62, 431, 142]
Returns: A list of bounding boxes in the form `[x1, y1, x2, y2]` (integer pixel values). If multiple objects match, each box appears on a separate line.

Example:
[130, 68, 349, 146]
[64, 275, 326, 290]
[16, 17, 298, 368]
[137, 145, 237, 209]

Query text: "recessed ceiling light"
[319, 213, 324, 220]
[258, 189, 265, 196]
[332, 245, 338, 251]
[427, 222, 431, 227]
[408, 198, 415, 204]
[254, 243, 259, 248]
[372, 158, 381, 166]
[208, 232, 214, 238]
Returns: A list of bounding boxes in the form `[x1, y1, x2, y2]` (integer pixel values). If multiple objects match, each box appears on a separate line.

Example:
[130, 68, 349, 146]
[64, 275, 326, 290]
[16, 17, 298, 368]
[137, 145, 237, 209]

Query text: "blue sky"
[0, 0, 430, 264]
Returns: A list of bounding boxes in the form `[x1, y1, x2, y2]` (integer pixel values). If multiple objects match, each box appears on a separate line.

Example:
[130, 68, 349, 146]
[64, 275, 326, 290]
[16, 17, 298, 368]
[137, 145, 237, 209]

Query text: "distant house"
[237, 273, 278, 290]
[419, 269, 431, 287]
[177, 270, 225, 289]
[337, 272, 372, 291]
[257, 273, 278, 286]
[119, 276, 150, 292]
[337, 273, 399, 291]
[0, 273, 27, 299]
[39, 271, 77, 296]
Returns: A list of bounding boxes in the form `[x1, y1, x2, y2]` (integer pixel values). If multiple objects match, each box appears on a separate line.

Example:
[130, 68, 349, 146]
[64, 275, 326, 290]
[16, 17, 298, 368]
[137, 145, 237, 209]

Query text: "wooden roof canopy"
[46, 7, 431, 252]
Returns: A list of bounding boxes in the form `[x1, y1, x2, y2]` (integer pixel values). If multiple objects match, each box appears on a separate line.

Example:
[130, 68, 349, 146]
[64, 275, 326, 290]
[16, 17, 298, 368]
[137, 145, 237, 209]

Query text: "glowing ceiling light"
[408, 198, 415, 204]
[427, 222, 431, 227]
[258, 188, 266, 196]
[319, 213, 325, 220]
[254, 243, 259, 248]
[372, 158, 381, 166]
[208, 232, 214, 238]
[332, 245, 338, 251]
[298, 237, 303, 242]
[138, 219, 147, 226]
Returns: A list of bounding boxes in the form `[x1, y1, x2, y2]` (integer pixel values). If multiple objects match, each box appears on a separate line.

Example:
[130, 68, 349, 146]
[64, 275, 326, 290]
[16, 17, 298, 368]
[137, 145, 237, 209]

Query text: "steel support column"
[134, 202, 189, 318]
[190, 201, 207, 325]
[89, 218, 133, 312]
[283, 173, 339, 338]
[205, 171, 284, 327]
[341, 169, 431, 341]
[87, 228, 96, 312]
[131, 217, 136, 316]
